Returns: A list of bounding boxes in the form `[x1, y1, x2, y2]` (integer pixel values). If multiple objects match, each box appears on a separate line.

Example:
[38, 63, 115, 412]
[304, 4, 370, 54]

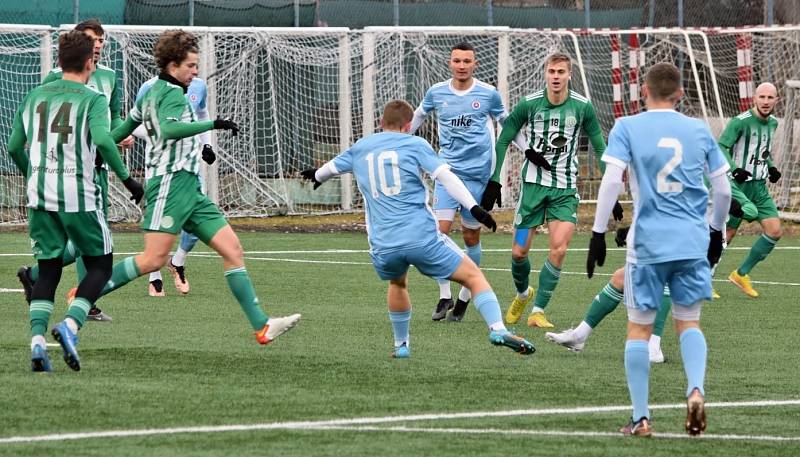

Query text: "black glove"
[469, 205, 497, 232]
[729, 198, 744, 218]
[614, 226, 630, 247]
[122, 177, 144, 204]
[300, 168, 322, 189]
[524, 148, 552, 171]
[768, 166, 781, 183]
[213, 118, 239, 136]
[480, 180, 502, 211]
[586, 231, 606, 278]
[707, 228, 724, 266]
[731, 168, 751, 184]
[612, 200, 624, 222]
[201, 144, 216, 165]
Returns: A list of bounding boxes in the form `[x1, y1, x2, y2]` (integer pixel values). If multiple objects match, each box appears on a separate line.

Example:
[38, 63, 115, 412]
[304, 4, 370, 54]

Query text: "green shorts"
[727, 180, 779, 229]
[142, 170, 227, 244]
[29, 208, 112, 260]
[514, 182, 579, 228]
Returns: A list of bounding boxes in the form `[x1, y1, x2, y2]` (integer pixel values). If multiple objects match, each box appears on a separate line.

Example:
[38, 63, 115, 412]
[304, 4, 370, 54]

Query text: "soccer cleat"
[685, 388, 707, 436]
[254, 313, 301, 345]
[148, 279, 166, 297]
[505, 287, 534, 324]
[66, 287, 77, 305]
[31, 344, 52, 372]
[87, 307, 113, 322]
[51, 321, 80, 371]
[545, 328, 585, 352]
[489, 330, 535, 355]
[432, 298, 454, 321]
[446, 299, 469, 322]
[527, 311, 554, 328]
[620, 417, 653, 437]
[392, 342, 410, 359]
[17, 266, 34, 305]
[711, 288, 720, 300]
[167, 261, 190, 295]
[728, 270, 758, 298]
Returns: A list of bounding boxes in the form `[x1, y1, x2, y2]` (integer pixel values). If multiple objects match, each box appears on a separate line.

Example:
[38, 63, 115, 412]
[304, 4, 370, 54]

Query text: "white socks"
[172, 248, 188, 267]
[573, 321, 593, 341]
[31, 335, 46, 350]
[438, 280, 452, 300]
[149, 270, 162, 282]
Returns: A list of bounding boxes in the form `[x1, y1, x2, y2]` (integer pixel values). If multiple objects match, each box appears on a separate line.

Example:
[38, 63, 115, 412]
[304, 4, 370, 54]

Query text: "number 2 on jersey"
[365, 151, 402, 198]
[657, 137, 683, 193]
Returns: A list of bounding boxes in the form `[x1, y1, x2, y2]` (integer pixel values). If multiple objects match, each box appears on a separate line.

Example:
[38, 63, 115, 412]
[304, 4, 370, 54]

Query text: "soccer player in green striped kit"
[18, 19, 133, 322]
[99, 30, 301, 348]
[7, 31, 144, 371]
[719, 82, 783, 298]
[481, 52, 622, 329]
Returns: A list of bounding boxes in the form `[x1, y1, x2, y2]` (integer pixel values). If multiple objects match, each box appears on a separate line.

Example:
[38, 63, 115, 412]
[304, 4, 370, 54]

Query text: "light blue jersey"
[603, 109, 729, 265]
[135, 76, 207, 113]
[332, 132, 448, 253]
[420, 79, 506, 182]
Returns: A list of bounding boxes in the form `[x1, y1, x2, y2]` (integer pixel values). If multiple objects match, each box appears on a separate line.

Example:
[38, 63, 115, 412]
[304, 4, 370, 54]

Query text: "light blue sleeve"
[489, 89, 506, 119]
[415, 138, 446, 174]
[421, 87, 435, 113]
[134, 80, 152, 104]
[197, 80, 208, 110]
[332, 146, 355, 174]
[705, 127, 729, 176]
[602, 120, 631, 167]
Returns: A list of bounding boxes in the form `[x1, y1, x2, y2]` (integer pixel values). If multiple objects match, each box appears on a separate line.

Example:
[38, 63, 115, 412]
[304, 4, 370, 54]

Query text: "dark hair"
[645, 62, 682, 101]
[74, 19, 104, 37]
[382, 100, 414, 129]
[58, 30, 95, 73]
[545, 52, 572, 71]
[154, 30, 199, 71]
[451, 42, 475, 54]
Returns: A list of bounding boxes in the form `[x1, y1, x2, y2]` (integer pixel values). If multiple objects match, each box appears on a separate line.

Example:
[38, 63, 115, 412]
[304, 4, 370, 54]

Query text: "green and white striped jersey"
[130, 79, 204, 178]
[718, 109, 778, 182]
[494, 89, 604, 189]
[14, 80, 111, 212]
[44, 64, 122, 129]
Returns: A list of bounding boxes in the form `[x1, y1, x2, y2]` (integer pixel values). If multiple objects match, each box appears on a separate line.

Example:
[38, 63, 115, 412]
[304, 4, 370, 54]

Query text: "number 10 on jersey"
[365, 151, 402, 198]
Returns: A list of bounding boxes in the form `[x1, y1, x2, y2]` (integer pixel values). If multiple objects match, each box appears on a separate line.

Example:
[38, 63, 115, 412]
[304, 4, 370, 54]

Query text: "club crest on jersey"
[471, 99, 481, 110]
[565, 115, 577, 129]
[161, 215, 174, 229]
[190, 94, 198, 103]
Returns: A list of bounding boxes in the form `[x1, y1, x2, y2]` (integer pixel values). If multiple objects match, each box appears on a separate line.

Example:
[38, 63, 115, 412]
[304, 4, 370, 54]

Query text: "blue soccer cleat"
[31, 344, 52, 372]
[392, 342, 410, 359]
[51, 321, 80, 371]
[489, 330, 535, 355]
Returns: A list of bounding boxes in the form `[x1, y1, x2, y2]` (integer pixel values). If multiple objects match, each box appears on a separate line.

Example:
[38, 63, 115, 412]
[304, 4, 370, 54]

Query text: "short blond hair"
[545, 52, 572, 72]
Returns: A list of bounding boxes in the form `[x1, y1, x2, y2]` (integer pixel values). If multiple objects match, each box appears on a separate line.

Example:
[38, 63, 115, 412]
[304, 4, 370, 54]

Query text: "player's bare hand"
[119, 135, 134, 149]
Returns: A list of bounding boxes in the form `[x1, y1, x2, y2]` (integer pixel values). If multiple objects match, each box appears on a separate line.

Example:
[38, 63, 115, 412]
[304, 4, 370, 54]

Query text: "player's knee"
[765, 225, 782, 240]
[139, 253, 169, 273]
[611, 268, 625, 290]
[511, 246, 528, 260]
[550, 243, 568, 263]
[389, 277, 408, 289]
[462, 228, 480, 246]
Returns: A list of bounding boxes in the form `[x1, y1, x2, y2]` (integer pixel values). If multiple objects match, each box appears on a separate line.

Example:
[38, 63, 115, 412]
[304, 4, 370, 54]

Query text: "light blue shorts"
[625, 258, 711, 312]
[370, 233, 465, 281]
[432, 179, 485, 229]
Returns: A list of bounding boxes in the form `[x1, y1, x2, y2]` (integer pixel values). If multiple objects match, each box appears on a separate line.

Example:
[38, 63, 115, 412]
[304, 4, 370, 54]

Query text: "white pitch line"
[1, 399, 798, 445]
[308, 425, 800, 442]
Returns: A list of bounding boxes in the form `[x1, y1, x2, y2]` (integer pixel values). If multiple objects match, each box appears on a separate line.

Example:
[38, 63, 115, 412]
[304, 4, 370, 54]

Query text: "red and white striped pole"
[611, 34, 625, 118]
[628, 34, 641, 114]
[736, 33, 754, 112]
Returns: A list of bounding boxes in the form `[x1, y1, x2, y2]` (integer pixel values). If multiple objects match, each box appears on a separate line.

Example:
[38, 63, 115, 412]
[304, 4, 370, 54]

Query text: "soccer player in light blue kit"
[301, 100, 534, 358]
[586, 63, 731, 437]
[133, 76, 215, 296]
[410, 42, 526, 322]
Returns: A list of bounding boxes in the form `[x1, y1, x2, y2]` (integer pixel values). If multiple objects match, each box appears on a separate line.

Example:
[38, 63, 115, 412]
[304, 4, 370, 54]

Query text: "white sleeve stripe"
[429, 163, 450, 180]
[708, 163, 730, 178]
[601, 154, 628, 169]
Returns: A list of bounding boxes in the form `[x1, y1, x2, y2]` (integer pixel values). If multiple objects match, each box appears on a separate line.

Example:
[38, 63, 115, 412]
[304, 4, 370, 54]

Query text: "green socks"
[66, 297, 92, 329]
[652, 291, 672, 338]
[101, 256, 142, 296]
[30, 300, 54, 337]
[737, 234, 778, 276]
[511, 257, 531, 294]
[225, 267, 268, 330]
[534, 259, 561, 309]
[584, 282, 623, 328]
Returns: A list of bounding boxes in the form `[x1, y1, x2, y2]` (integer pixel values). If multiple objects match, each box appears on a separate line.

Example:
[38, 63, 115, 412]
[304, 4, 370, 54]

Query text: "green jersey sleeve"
[158, 87, 213, 140]
[7, 100, 29, 174]
[88, 94, 129, 181]
[717, 116, 742, 168]
[491, 97, 528, 182]
[582, 102, 607, 173]
[41, 70, 59, 85]
[109, 75, 122, 130]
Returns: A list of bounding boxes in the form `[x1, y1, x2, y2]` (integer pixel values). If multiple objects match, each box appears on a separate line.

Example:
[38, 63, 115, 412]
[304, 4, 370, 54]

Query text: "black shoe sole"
[31, 358, 49, 372]
[51, 328, 80, 371]
[17, 267, 33, 305]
